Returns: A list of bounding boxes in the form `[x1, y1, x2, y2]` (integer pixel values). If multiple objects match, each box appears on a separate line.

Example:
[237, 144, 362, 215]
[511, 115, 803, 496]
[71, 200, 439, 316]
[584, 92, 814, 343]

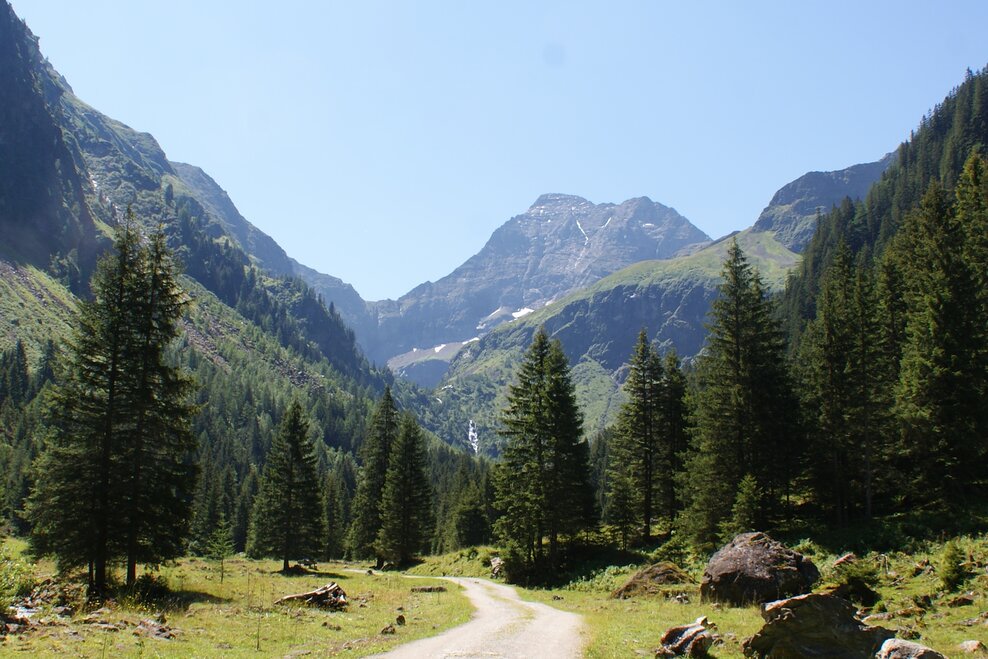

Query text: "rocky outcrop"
[612, 562, 693, 599]
[752, 154, 895, 252]
[701, 532, 820, 606]
[876, 638, 947, 659]
[742, 593, 894, 658]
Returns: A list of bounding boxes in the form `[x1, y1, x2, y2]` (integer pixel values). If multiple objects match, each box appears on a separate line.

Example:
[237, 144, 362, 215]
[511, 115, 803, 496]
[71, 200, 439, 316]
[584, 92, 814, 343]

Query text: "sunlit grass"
[2, 540, 471, 658]
[413, 536, 987, 657]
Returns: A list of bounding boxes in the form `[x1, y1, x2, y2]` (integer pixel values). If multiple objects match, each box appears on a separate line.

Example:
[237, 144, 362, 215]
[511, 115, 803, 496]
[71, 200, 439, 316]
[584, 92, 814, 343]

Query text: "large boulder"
[876, 639, 947, 659]
[742, 593, 894, 658]
[701, 532, 819, 605]
[612, 562, 693, 599]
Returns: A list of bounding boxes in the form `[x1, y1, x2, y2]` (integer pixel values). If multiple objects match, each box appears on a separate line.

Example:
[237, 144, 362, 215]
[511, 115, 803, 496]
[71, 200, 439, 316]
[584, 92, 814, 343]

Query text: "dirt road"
[373, 576, 586, 658]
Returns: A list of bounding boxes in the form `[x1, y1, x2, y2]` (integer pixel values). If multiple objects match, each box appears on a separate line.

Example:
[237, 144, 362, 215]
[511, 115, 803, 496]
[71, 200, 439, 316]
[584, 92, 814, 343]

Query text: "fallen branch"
[274, 582, 348, 610]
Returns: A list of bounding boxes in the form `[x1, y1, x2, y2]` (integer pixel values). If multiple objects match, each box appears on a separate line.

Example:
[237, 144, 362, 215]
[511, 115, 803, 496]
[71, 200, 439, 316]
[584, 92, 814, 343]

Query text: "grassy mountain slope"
[437, 228, 799, 453]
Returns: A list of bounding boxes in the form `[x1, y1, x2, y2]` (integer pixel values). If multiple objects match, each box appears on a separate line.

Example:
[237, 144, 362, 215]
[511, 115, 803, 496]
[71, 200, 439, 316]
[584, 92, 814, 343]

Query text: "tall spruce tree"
[374, 414, 433, 565]
[346, 387, 399, 562]
[494, 327, 592, 580]
[658, 350, 690, 522]
[799, 241, 890, 524]
[28, 223, 196, 597]
[893, 180, 988, 508]
[679, 240, 798, 550]
[606, 330, 664, 544]
[121, 230, 197, 585]
[799, 241, 857, 524]
[248, 400, 325, 571]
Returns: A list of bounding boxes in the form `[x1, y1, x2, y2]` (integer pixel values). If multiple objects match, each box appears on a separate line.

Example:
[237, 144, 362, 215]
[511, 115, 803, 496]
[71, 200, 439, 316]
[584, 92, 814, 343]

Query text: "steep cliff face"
[0, 0, 374, 387]
[0, 4, 100, 286]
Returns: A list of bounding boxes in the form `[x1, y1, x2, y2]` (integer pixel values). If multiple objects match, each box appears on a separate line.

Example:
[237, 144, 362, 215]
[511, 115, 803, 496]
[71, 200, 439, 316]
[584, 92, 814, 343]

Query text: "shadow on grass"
[275, 564, 346, 580]
[116, 580, 233, 612]
[139, 589, 232, 612]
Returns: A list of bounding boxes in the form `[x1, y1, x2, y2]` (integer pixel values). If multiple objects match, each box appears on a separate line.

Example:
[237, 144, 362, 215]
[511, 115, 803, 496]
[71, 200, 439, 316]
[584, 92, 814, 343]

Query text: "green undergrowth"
[1, 540, 470, 657]
[414, 534, 988, 657]
[530, 534, 988, 658]
[405, 546, 499, 578]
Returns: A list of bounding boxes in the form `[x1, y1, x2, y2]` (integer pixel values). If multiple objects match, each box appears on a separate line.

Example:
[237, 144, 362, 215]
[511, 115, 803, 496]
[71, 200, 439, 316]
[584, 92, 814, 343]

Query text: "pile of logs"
[274, 582, 348, 610]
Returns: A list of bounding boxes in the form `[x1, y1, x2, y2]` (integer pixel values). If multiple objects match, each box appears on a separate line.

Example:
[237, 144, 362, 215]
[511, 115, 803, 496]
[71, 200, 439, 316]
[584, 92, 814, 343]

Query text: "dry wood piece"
[274, 582, 348, 610]
[411, 585, 447, 593]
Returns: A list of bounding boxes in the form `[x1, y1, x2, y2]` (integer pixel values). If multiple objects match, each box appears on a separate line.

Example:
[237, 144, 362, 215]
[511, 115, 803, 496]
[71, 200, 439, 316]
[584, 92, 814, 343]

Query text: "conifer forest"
[2, 3, 988, 655]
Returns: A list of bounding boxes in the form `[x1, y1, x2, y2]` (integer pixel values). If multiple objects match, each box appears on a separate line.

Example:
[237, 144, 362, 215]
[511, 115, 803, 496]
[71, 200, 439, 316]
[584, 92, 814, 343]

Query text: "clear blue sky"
[12, 1, 988, 300]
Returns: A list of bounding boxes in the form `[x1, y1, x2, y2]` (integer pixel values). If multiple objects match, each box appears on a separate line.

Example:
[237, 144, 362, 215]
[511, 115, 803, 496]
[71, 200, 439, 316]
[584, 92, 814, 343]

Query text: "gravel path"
[372, 576, 586, 658]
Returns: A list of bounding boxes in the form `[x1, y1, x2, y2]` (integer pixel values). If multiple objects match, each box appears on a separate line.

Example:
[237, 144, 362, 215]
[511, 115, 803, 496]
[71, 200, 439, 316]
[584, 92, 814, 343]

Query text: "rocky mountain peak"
[367, 193, 710, 380]
[528, 192, 592, 211]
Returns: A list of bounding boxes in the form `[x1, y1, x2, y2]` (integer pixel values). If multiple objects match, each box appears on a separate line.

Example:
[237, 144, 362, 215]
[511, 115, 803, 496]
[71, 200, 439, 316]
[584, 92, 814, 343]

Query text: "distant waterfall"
[467, 419, 479, 454]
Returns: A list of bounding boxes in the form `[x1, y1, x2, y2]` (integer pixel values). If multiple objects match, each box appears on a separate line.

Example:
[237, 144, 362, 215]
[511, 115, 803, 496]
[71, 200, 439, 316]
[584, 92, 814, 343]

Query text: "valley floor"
[3, 538, 987, 657]
[0, 541, 471, 657]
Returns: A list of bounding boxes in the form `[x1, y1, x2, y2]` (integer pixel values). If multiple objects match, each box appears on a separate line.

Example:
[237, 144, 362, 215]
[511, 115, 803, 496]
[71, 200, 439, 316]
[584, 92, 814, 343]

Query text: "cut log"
[411, 585, 447, 593]
[274, 582, 348, 610]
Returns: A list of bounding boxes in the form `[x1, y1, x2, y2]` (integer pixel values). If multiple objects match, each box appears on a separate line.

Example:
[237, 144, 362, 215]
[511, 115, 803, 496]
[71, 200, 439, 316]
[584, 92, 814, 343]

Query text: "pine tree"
[800, 241, 857, 524]
[604, 469, 637, 550]
[0, 341, 28, 407]
[27, 223, 196, 598]
[233, 467, 259, 553]
[347, 387, 399, 562]
[248, 401, 325, 571]
[445, 482, 489, 550]
[679, 240, 798, 550]
[205, 516, 234, 584]
[120, 230, 197, 585]
[374, 414, 434, 565]
[494, 327, 592, 580]
[658, 350, 690, 522]
[720, 474, 761, 540]
[606, 330, 664, 544]
[894, 181, 988, 508]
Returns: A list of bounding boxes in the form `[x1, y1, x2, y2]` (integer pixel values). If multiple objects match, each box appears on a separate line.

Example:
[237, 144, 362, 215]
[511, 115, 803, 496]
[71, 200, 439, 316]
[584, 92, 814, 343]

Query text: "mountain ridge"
[753, 153, 895, 252]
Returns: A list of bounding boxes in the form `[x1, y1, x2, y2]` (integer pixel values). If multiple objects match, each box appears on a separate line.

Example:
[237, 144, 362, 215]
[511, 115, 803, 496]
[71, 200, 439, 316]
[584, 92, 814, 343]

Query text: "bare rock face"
[701, 532, 820, 605]
[741, 593, 894, 658]
[657, 616, 717, 657]
[876, 638, 947, 659]
[612, 562, 693, 599]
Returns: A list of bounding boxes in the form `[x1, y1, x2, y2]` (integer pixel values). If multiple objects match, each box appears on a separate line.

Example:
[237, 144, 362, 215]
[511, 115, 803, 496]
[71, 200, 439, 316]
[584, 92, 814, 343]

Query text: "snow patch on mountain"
[576, 220, 589, 245]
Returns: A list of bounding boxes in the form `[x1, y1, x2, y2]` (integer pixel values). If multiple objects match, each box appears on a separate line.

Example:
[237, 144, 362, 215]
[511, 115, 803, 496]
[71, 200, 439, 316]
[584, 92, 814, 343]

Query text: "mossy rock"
[611, 561, 693, 599]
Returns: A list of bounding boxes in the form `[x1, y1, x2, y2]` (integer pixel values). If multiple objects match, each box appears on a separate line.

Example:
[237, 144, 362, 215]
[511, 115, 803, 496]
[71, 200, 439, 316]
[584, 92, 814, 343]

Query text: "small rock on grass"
[876, 638, 947, 659]
[958, 640, 987, 654]
[947, 593, 976, 607]
[656, 616, 716, 658]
